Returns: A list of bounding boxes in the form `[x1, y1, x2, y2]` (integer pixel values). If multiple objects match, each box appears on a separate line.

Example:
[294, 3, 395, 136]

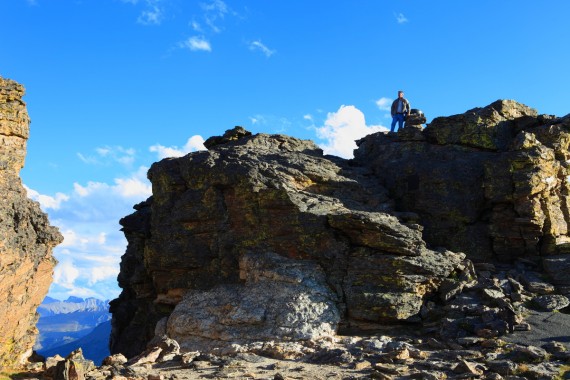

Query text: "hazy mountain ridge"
[38, 296, 110, 317]
[35, 296, 111, 362]
[39, 321, 111, 366]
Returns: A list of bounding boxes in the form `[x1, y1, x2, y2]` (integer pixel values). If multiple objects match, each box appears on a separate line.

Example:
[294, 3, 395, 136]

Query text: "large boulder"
[111, 128, 465, 357]
[355, 100, 570, 265]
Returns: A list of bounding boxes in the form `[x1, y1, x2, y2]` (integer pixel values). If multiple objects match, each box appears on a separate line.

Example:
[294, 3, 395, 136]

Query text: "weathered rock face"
[112, 100, 570, 358]
[0, 77, 63, 368]
[111, 128, 466, 357]
[354, 99, 570, 277]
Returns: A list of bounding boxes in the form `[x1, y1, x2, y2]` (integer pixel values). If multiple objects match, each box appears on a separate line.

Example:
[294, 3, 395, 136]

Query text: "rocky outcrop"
[111, 127, 466, 357]
[112, 100, 570, 361]
[355, 100, 570, 281]
[0, 77, 63, 368]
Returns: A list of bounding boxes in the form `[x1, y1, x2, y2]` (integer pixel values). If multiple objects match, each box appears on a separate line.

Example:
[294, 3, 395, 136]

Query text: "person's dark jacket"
[391, 98, 411, 117]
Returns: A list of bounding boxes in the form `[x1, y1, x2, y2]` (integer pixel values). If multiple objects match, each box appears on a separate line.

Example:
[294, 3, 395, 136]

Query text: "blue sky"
[1, 0, 569, 301]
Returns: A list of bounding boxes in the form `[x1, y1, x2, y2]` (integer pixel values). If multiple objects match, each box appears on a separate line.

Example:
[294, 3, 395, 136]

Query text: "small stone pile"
[404, 109, 427, 129]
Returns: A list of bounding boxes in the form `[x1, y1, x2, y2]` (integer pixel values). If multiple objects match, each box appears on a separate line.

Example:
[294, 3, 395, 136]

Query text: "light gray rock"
[167, 252, 340, 351]
[531, 294, 570, 311]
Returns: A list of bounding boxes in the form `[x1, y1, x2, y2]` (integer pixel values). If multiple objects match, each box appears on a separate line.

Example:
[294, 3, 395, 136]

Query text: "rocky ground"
[15, 260, 570, 380]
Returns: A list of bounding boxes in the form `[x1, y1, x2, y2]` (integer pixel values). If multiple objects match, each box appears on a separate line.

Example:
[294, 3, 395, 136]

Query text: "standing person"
[390, 90, 411, 132]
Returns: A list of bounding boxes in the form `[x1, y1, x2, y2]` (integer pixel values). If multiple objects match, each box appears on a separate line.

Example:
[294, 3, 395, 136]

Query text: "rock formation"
[0, 77, 63, 368]
[110, 127, 466, 357]
[111, 100, 570, 367]
[355, 100, 570, 284]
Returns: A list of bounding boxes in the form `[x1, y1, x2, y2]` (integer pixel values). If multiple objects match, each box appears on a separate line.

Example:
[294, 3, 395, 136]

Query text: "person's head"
[398, 90, 404, 98]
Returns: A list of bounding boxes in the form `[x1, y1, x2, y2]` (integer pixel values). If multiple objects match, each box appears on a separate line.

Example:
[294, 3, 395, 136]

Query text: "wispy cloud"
[77, 146, 137, 166]
[201, 0, 229, 33]
[315, 105, 387, 158]
[190, 19, 203, 32]
[375, 97, 392, 111]
[249, 40, 276, 57]
[180, 36, 212, 52]
[395, 12, 408, 24]
[138, 5, 163, 25]
[121, 0, 164, 26]
[150, 135, 206, 159]
[248, 114, 291, 133]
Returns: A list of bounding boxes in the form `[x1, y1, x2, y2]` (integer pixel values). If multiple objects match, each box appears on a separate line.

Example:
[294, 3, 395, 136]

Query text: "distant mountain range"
[35, 296, 111, 365]
[39, 320, 112, 365]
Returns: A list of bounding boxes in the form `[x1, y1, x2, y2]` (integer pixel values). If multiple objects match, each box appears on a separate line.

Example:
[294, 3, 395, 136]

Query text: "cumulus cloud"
[88, 265, 120, 286]
[27, 164, 153, 300]
[25, 186, 69, 210]
[249, 40, 275, 57]
[316, 105, 387, 158]
[150, 135, 206, 159]
[53, 259, 80, 289]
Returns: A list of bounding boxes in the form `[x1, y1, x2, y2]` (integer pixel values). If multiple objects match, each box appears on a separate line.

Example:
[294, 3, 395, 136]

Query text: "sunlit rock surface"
[0, 77, 62, 368]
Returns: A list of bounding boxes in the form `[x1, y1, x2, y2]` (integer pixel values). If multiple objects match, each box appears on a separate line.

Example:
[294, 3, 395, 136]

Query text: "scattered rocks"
[531, 294, 570, 311]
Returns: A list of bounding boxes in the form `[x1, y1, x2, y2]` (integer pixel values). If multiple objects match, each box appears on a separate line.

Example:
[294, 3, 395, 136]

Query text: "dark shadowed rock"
[111, 129, 466, 356]
[110, 100, 570, 370]
[355, 99, 570, 266]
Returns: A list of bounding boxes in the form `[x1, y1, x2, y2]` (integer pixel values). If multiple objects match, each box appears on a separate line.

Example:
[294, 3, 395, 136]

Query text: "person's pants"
[390, 113, 405, 132]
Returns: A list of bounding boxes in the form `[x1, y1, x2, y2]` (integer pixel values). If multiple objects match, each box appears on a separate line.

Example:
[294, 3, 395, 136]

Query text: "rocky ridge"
[104, 100, 570, 378]
[17, 98, 570, 379]
[110, 127, 468, 358]
[0, 77, 63, 368]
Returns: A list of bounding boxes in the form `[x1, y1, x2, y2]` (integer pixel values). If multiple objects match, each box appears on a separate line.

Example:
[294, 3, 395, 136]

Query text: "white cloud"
[376, 97, 392, 111]
[121, 0, 164, 26]
[150, 135, 206, 159]
[201, 0, 228, 14]
[53, 260, 80, 289]
[25, 186, 70, 210]
[316, 105, 387, 158]
[88, 265, 120, 286]
[181, 36, 212, 52]
[247, 114, 291, 133]
[395, 13, 408, 24]
[72, 168, 151, 201]
[138, 5, 163, 25]
[249, 41, 275, 57]
[27, 165, 154, 300]
[77, 145, 137, 167]
[201, 0, 229, 33]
